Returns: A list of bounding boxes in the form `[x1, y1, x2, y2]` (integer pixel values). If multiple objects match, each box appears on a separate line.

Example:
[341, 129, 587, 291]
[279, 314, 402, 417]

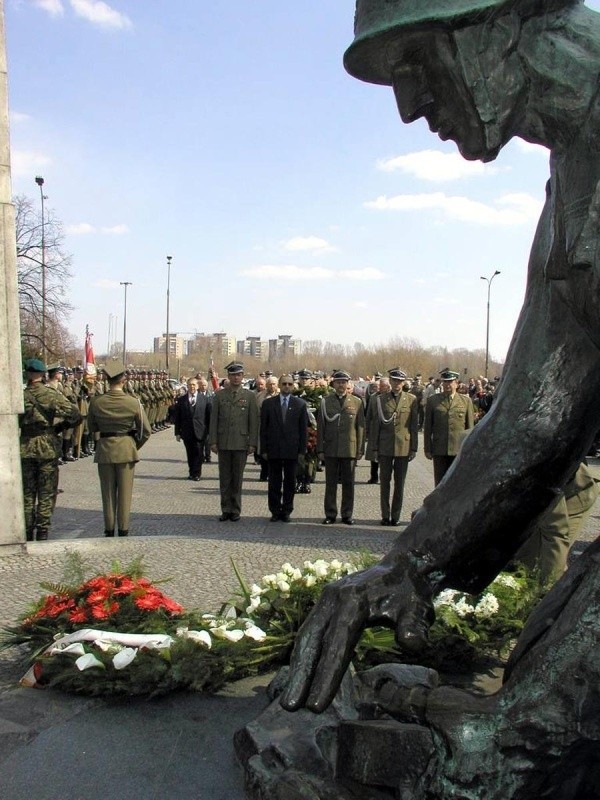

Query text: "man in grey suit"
[260, 374, 309, 522]
[173, 377, 210, 481]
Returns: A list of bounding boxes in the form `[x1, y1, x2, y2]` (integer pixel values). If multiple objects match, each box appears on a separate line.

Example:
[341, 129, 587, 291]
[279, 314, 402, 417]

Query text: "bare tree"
[15, 194, 74, 360]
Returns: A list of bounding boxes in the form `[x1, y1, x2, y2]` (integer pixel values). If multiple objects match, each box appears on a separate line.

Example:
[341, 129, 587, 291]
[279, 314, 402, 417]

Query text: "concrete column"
[0, 1, 27, 552]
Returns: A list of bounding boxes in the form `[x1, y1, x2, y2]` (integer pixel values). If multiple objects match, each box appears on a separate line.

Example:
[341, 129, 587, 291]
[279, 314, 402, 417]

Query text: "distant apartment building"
[187, 332, 236, 357]
[153, 333, 185, 360]
[236, 336, 269, 361]
[268, 335, 302, 360]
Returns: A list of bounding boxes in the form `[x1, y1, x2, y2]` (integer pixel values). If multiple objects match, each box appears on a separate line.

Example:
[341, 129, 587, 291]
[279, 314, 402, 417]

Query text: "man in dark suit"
[173, 377, 210, 481]
[260, 374, 309, 522]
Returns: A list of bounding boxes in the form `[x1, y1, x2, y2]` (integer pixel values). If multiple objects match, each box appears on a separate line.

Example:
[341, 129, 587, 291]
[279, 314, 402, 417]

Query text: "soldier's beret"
[440, 369, 460, 381]
[24, 358, 47, 373]
[104, 362, 126, 380]
[226, 362, 244, 374]
[331, 370, 351, 381]
[388, 368, 407, 381]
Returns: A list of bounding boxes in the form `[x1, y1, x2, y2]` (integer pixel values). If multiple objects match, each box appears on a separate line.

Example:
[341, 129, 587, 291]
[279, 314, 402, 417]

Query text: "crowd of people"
[18, 359, 598, 587]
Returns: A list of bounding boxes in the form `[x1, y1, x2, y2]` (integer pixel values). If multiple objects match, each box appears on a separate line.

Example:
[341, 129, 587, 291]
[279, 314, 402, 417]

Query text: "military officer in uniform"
[318, 370, 365, 525]
[87, 361, 151, 537]
[19, 359, 82, 541]
[424, 368, 475, 486]
[369, 368, 418, 526]
[209, 362, 259, 521]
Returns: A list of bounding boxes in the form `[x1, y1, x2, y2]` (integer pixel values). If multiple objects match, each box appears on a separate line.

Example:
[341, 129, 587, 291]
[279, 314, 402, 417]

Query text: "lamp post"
[165, 255, 172, 374]
[120, 282, 132, 366]
[35, 176, 46, 361]
[480, 269, 501, 378]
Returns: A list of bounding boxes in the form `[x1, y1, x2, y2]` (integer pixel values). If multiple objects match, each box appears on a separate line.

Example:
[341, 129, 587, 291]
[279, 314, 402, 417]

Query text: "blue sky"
[7, 0, 600, 364]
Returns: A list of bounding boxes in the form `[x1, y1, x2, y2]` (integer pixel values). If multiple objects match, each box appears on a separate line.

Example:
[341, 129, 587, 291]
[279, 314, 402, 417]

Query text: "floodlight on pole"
[480, 270, 501, 378]
[35, 176, 46, 361]
[120, 282, 132, 366]
[166, 255, 172, 373]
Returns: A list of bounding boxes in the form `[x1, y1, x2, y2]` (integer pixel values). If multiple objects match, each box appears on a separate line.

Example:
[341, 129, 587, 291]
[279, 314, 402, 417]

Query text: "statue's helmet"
[344, 0, 580, 85]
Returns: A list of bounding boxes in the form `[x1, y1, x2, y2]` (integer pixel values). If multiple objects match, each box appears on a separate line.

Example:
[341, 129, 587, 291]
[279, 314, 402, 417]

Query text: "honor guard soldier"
[369, 368, 418, 526]
[19, 359, 82, 541]
[424, 368, 475, 486]
[209, 362, 259, 521]
[318, 370, 365, 525]
[87, 361, 151, 537]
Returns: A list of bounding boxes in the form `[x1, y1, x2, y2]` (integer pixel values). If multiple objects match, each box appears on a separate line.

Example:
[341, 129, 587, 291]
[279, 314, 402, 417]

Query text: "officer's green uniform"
[370, 384, 418, 524]
[317, 380, 365, 522]
[209, 374, 258, 520]
[424, 389, 474, 485]
[20, 365, 82, 541]
[87, 364, 151, 536]
[516, 462, 600, 584]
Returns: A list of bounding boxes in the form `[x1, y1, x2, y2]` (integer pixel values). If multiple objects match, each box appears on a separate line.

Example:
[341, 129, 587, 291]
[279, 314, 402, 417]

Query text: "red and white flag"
[210, 352, 219, 391]
[84, 325, 96, 375]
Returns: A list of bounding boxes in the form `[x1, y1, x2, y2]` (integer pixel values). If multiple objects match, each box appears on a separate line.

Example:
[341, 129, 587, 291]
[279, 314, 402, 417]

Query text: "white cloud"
[70, 0, 132, 29]
[282, 235, 336, 253]
[339, 268, 384, 281]
[377, 150, 497, 182]
[101, 224, 129, 235]
[34, 0, 65, 16]
[67, 222, 129, 235]
[239, 265, 333, 281]
[10, 111, 31, 124]
[515, 138, 550, 156]
[353, 301, 368, 308]
[239, 264, 384, 282]
[365, 191, 542, 226]
[11, 149, 51, 176]
[67, 222, 95, 234]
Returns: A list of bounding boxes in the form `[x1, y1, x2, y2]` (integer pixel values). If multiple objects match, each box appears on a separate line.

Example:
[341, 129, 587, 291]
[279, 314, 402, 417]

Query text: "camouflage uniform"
[20, 382, 82, 540]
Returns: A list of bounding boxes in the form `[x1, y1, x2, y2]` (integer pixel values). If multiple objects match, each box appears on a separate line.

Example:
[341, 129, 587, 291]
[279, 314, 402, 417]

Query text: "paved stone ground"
[0, 427, 598, 800]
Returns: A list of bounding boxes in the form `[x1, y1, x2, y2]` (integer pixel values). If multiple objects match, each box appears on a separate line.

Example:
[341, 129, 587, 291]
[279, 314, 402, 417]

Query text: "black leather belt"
[99, 432, 132, 438]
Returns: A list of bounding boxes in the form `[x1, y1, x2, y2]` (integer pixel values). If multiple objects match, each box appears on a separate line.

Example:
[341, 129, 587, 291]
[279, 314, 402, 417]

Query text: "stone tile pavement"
[0, 427, 598, 800]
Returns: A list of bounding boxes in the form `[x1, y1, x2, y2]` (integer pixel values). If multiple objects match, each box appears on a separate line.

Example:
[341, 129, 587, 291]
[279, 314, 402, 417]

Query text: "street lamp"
[480, 270, 501, 378]
[165, 255, 172, 373]
[35, 176, 46, 361]
[120, 282, 132, 366]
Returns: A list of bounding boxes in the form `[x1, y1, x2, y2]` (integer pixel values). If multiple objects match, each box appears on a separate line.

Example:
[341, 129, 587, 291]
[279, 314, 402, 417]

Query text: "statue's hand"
[280, 558, 435, 713]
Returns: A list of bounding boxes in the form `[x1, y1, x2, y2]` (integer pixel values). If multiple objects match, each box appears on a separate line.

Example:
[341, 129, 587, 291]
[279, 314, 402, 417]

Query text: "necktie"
[282, 396, 288, 419]
[190, 394, 196, 408]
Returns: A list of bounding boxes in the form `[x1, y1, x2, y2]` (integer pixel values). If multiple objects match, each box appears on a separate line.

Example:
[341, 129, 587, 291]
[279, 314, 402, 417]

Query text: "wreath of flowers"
[1, 555, 544, 697]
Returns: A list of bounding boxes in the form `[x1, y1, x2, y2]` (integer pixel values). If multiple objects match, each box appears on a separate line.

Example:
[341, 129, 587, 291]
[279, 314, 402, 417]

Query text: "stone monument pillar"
[0, 0, 27, 552]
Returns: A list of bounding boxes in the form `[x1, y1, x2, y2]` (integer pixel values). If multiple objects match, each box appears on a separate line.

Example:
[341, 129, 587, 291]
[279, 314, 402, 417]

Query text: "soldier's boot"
[64, 448, 76, 462]
[62, 440, 76, 463]
[80, 434, 91, 456]
[36, 528, 49, 541]
[118, 529, 128, 537]
[26, 530, 34, 542]
[104, 530, 114, 537]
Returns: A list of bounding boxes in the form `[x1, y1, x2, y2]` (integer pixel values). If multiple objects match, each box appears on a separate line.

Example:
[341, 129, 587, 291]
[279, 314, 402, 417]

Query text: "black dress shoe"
[270, 514, 280, 522]
[380, 518, 390, 526]
[104, 530, 115, 537]
[322, 517, 335, 525]
[230, 514, 241, 522]
[390, 519, 400, 526]
[219, 513, 231, 521]
[342, 518, 354, 526]
[118, 529, 128, 537]
[280, 515, 290, 523]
